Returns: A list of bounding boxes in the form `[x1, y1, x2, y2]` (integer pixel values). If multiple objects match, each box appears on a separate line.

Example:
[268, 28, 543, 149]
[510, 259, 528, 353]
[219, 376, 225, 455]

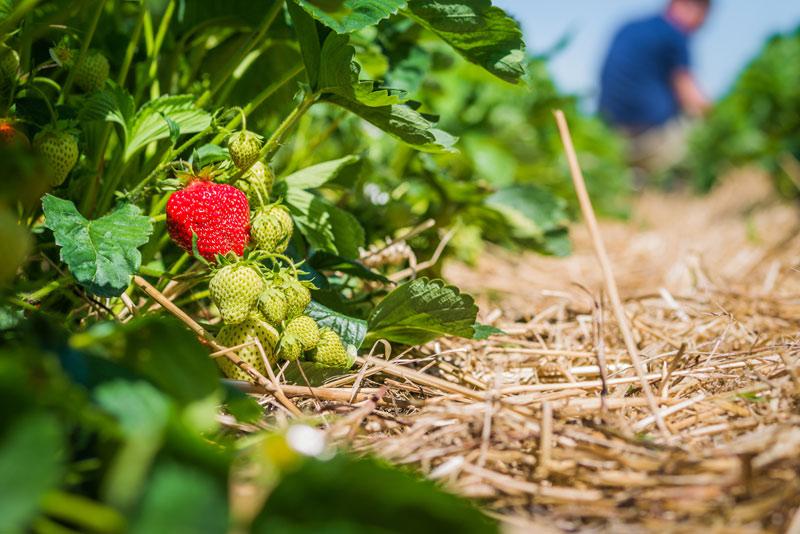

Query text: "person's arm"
[672, 68, 711, 117]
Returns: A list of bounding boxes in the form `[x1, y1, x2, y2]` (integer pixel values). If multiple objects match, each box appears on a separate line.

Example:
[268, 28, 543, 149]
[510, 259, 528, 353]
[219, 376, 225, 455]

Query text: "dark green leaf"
[283, 155, 360, 189]
[485, 184, 569, 242]
[255, 454, 497, 533]
[405, 0, 526, 84]
[366, 277, 478, 345]
[117, 315, 221, 406]
[42, 195, 153, 297]
[126, 95, 211, 160]
[306, 300, 367, 348]
[193, 143, 228, 166]
[326, 93, 457, 152]
[286, 188, 365, 259]
[288, 0, 323, 89]
[292, 0, 406, 34]
[78, 83, 135, 143]
[0, 414, 64, 534]
[131, 461, 228, 534]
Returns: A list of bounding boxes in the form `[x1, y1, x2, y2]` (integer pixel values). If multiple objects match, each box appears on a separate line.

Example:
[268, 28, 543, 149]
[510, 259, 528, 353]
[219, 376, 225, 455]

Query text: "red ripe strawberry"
[0, 121, 29, 148]
[166, 179, 250, 262]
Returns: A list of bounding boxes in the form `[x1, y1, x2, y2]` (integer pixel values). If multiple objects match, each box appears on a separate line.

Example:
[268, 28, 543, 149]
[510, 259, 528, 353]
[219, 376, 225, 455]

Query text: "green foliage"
[405, 0, 526, 84]
[306, 300, 368, 348]
[366, 277, 478, 345]
[687, 27, 800, 192]
[42, 195, 153, 297]
[255, 454, 498, 533]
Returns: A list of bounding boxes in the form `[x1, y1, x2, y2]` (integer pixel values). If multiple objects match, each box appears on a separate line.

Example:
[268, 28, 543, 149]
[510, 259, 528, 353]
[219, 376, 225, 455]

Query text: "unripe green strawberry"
[33, 128, 79, 186]
[309, 328, 354, 369]
[251, 204, 293, 253]
[228, 130, 262, 170]
[282, 278, 311, 319]
[215, 316, 279, 380]
[277, 335, 302, 362]
[73, 50, 109, 92]
[257, 285, 287, 327]
[284, 315, 320, 350]
[0, 44, 19, 77]
[209, 263, 264, 325]
[238, 161, 274, 206]
[0, 44, 19, 98]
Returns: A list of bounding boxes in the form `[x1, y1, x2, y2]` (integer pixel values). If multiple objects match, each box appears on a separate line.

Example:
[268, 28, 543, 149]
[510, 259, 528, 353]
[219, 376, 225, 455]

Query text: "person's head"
[667, 0, 711, 33]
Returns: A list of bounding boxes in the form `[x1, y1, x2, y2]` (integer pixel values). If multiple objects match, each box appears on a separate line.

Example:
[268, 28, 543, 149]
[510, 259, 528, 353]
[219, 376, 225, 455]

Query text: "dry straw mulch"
[307, 171, 800, 533]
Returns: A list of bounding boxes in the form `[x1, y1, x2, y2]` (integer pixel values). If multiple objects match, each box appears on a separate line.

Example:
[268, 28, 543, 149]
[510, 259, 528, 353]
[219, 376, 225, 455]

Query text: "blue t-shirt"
[599, 15, 690, 130]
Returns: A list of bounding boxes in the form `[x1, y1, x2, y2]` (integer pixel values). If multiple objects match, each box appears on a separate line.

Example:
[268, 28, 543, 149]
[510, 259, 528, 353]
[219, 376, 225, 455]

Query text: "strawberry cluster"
[164, 139, 354, 379]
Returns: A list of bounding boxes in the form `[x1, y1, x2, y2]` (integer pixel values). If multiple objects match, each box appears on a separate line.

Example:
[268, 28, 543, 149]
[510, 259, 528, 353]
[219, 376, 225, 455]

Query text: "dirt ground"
[339, 170, 800, 533]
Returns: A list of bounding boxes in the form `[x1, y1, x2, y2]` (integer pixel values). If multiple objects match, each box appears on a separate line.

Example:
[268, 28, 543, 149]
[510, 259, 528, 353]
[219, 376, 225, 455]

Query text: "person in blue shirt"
[599, 0, 712, 173]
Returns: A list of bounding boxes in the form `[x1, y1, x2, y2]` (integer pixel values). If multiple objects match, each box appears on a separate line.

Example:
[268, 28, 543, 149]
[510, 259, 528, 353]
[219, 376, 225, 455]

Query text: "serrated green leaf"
[366, 278, 477, 345]
[326, 93, 457, 152]
[288, 0, 323, 89]
[0, 414, 64, 533]
[318, 32, 407, 106]
[486, 184, 569, 242]
[286, 188, 365, 259]
[292, 0, 406, 34]
[42, 195, 153, 297]
[405, 0, 525, 84]
[126, 95, 211, 160]
[283, 155, 360, 189]
[306, 300, 367, 348]
[78, 83, 135, 144]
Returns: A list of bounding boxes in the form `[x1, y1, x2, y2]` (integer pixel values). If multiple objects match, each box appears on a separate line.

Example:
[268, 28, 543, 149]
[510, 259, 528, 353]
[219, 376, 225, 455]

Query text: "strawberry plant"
[687, 26, 800, 193]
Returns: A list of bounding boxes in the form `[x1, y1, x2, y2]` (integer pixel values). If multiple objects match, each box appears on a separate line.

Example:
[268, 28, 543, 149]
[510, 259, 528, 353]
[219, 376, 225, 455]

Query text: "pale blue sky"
[495, 1, 800, 105]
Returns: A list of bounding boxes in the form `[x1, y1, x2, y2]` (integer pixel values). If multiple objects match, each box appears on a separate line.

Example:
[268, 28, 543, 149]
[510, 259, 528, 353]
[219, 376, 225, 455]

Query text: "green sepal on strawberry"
[215, 315, 280, 380]
[251, 204, 293, 254]
[209, 261, 265, 325]
[73, 49, 109, 93]
[33, 125, 79, 187]
[228, 129, 262, 171]
[309, 327, 354, 369]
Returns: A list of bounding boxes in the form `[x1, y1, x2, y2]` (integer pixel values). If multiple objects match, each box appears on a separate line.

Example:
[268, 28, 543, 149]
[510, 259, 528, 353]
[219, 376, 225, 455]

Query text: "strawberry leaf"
[283, 155, 360, 190]
[285, 188, 365, 259]
[125, 95, 211, 161]
[291, 0, 406, 34]
[306, 300, 367, 348]
[365, 278, 478, 345]
[42, 195, 153, 297]
[404, 0, 526, 84]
